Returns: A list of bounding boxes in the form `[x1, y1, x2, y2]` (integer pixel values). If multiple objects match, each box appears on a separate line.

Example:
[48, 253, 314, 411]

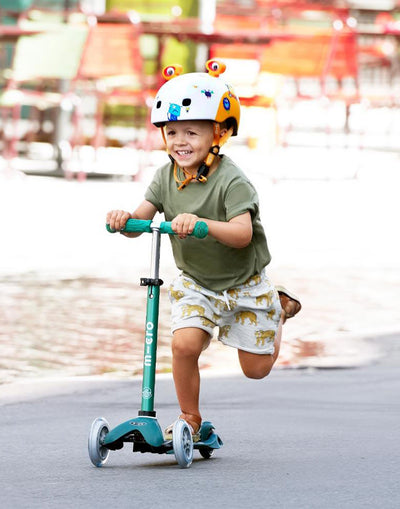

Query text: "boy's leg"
[237, 315, 283, 379]
[171, 327, 210, 430]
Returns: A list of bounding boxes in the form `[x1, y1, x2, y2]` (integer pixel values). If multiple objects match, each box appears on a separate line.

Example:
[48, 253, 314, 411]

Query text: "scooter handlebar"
[106, 219, 208, 239]
[106, 219, 152, 234]
[159, 221, 208, 238]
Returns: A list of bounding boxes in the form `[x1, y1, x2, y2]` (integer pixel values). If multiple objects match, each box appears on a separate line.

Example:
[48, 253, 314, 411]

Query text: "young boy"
[106, 60, 301, 440]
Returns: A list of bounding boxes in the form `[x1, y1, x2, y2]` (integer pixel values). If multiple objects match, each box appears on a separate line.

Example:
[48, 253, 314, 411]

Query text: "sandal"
[164, 413, 202, 442]
[276, 285, 302, 324]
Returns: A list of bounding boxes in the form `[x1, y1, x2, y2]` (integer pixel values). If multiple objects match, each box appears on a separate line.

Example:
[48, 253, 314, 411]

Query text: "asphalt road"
[0, 355, 399, 509]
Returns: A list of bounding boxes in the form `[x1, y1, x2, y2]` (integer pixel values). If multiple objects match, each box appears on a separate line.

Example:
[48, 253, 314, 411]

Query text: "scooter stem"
[138, 226, 163, 417]
[150, 226, 161, 280]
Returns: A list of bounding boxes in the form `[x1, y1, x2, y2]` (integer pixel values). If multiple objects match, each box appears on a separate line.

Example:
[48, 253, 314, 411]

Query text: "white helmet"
[151, 60, 240, 136]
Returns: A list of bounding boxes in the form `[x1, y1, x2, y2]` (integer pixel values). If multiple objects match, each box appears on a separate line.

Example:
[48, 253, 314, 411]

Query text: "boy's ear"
[217, 120, 230, 140]
[218, 122, 228, 138]
[219, 127, 228, 138]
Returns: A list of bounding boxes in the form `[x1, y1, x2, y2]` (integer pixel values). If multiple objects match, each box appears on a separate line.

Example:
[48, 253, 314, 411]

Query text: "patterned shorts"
[168, 270, 282, 355]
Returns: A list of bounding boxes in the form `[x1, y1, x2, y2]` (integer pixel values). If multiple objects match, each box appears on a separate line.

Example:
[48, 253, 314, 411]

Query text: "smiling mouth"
[176, 150, 192, 156]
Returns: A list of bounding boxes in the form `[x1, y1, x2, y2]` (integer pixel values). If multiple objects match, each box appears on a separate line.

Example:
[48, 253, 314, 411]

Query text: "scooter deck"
[103, 417, 223, 454]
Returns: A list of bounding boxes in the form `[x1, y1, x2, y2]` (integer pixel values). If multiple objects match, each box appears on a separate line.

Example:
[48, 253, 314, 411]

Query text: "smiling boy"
[107, 61, 301, 440]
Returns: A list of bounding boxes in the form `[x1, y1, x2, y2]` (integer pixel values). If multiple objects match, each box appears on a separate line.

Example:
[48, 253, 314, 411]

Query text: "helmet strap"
[173, 161, 196, 190]
[195, 124, 234, 183]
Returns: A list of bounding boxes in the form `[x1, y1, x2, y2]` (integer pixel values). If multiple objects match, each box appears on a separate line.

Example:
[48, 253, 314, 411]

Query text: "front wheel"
[88, 417, 110, 467]
[173, 419, 193, 468]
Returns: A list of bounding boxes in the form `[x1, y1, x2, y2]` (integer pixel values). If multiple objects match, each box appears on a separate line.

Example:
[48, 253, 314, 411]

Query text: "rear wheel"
[199, 446, 214, 459]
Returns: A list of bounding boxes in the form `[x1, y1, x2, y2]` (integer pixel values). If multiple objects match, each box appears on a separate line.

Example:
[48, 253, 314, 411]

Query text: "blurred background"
[1, 0, 399, 384]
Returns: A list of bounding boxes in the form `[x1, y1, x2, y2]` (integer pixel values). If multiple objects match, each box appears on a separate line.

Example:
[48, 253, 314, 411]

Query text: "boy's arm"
[171, 211, 252, 248]
[106, 200, 158, 237]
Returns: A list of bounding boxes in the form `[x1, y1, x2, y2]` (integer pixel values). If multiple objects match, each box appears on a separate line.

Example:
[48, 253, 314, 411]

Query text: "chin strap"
[194, 125, 233, 186]
[163, 123, 234, 191]
[173, 161, 196, 191]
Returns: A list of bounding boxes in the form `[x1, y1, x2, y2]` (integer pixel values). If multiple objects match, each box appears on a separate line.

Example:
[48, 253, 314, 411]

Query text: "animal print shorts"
[168, 270, 282, 354]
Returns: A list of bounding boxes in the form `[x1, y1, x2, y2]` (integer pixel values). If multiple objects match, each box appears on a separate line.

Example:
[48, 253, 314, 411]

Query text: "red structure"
[1, 1, 399, 175]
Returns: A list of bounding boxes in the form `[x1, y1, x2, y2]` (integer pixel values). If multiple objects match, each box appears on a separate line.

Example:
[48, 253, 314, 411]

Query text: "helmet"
[151, 60, 240, 136]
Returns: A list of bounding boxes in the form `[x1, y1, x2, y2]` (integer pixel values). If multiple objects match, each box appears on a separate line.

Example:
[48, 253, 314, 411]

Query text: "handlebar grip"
[106, 219, 152, 234]
[106, 219, 208, 238]
[159, 221, 208, 239]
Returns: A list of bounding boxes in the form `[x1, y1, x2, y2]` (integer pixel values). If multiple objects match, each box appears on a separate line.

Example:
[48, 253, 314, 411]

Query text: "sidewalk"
[1, 154, 400, 382]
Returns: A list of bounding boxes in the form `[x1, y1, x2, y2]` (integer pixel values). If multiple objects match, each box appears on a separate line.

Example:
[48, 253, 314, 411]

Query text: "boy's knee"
[171, 333, 205, 358]
[239, 352, 274, 379]
[242, 365, 272, 380]
[172, 337, 190, 357]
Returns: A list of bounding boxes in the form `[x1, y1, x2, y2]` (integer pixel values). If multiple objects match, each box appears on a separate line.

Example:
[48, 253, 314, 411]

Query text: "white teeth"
[177, 150, 191, 155]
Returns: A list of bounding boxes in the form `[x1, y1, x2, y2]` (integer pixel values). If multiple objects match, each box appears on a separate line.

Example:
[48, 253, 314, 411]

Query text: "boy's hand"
[106, 210, 132, 232]
[171, 213, 200, 239]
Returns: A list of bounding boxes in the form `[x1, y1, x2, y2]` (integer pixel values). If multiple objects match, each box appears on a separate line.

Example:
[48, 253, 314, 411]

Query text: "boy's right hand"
[106, 210, 132, 232]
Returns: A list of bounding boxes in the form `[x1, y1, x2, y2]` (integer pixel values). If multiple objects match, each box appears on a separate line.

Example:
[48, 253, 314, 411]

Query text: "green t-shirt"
[145, 155, 271, 291]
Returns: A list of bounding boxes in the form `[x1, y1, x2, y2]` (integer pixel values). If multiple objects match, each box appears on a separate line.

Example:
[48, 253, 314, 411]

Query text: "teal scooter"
[88, 218, 223, 468]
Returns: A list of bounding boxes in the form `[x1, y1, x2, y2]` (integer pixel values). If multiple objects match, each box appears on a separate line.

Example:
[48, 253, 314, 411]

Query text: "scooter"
[88, 218, 223, 468]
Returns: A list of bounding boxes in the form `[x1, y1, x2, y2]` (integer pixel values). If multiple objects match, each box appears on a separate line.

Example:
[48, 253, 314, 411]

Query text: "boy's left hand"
[171, 213, 200, 239]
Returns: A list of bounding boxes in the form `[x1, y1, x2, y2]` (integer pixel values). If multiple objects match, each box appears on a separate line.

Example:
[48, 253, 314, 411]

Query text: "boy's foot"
[164, 413, 202, 442]
[276, 286, 302, 324]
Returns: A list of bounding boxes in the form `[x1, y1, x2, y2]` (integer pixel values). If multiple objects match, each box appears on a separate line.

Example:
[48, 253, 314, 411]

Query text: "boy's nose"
[175, 133, 187, 145]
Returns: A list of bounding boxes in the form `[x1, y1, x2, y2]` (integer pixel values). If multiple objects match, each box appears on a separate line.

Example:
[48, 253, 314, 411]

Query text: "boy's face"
[164, 120, 214, 174]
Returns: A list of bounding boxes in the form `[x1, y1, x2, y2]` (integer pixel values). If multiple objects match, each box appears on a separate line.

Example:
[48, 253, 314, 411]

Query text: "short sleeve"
[225, 180, 259, 221]
[144, 166, 165, 213]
